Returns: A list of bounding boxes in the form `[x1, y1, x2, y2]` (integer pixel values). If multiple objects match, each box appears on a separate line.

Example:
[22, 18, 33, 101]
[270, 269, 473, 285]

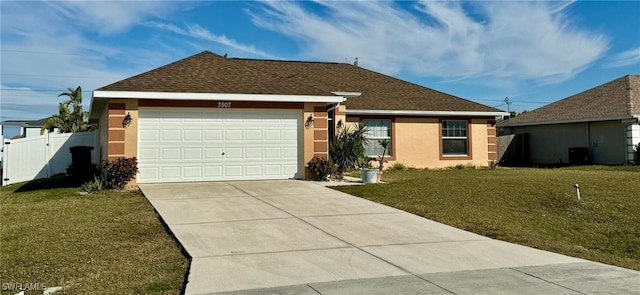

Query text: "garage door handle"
[221, 152, 225, 156]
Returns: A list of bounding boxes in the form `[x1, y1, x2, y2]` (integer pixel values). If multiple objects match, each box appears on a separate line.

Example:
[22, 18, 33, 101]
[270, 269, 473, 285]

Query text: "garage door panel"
[183, 148, 203, 160]
[225, 165, 243, 177]
[225, 130, 243, 141]
[161, 166, 181, 179]
[264, 130, 282, 140]
[139, 148, 160, 161]
[205, 166, 223, 178]
[224, 147, 243, 158]
[245, 129, 262, 140]
[205, 148, 224, 159]
[264, 148, 281, 158]
[245, 165, 262, 176]
[139, 129, 160, 141]
[264, 165, 282, 176]
[160, 148, 180, 160]
[138, 108, 301, 183]
[283, 130, 297, 140]
[205, 129, 223, 141]
[244, 148, 262, 158]
[163, 130, 181, 141]
[139, 166, 159, 179]
[284, 165, 298, 175]
[183, 166, 203, 178]
[161, 111, 182, 123]
[184, 129, 203, 141]
[283, 147, 298, 158]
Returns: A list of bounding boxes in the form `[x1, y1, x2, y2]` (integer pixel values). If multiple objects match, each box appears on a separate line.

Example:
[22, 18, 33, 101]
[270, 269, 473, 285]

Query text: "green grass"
[0, 176, 188, 294]
[334, 166, 640, 271]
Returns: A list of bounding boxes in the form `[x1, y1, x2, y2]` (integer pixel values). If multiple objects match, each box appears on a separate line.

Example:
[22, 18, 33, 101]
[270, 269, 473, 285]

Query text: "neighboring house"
[499, 75, 640, 165]
[0, 118, 50, 138]
[89, 51, 507, 183]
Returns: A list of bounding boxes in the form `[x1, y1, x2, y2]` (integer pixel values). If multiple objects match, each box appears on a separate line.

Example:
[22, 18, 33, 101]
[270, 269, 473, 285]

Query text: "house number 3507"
[218, 102, 232, 108]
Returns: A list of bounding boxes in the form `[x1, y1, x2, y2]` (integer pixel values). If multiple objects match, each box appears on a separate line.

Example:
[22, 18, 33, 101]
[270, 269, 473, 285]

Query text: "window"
[363, 119, 391, 156]
[442, 120, 468, 156]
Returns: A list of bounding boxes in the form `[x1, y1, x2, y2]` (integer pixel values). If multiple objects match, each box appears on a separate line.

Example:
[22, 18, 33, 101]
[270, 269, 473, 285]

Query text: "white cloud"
[606, 47, 640, 68]
[250, 0, 608, 82]
[0, 1, 182, 121]
[145, 21, 276, 58]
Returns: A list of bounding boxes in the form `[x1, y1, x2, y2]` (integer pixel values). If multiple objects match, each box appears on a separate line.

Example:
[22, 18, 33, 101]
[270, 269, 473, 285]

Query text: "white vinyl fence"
[2, 131, 99, 186]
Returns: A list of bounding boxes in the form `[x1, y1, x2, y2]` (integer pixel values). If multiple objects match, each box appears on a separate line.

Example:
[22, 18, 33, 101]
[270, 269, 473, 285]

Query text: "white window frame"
[442, 120, 469, 156]
[362, 119, 392, 157]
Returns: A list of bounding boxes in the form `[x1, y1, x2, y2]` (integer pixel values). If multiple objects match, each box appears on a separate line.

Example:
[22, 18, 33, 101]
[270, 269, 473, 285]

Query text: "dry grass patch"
[0, 176, 188, 294]
[334, 166, 640, 271]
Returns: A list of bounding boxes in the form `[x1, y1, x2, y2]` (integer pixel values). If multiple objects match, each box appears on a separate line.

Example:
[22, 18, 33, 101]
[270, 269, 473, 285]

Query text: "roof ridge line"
[230, 57, 348, 66]
[230, 59, 338, 96]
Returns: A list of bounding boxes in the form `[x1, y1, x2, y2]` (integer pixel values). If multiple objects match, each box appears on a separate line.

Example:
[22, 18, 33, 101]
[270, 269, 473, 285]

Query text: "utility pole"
[504, 97, 512, 114]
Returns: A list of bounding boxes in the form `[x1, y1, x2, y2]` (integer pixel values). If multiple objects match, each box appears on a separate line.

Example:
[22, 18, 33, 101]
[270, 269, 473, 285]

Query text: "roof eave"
[90, 91, 346, 120]
[501, 115, 639, 127]
[93, 91, 345, 103]
[346, 109, 508, 117]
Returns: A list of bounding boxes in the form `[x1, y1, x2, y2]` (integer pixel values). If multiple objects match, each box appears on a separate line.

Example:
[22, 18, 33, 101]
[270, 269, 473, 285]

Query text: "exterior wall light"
[122, 112, 132, 128]
[305, 114, 314, 127]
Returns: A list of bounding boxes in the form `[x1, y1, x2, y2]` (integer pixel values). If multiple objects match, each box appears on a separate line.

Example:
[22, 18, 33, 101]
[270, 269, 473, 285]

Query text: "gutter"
[347, 109, 509, 117]
[502, 115, 638, 127]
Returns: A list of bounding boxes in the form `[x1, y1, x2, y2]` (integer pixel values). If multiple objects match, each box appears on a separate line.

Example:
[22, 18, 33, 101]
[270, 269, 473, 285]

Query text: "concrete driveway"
[139, 180, 640, 295]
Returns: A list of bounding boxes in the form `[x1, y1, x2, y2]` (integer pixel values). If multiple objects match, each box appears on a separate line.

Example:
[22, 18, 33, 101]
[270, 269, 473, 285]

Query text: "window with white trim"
[363, 119, 392, 156]
[442, 120, 468, 156]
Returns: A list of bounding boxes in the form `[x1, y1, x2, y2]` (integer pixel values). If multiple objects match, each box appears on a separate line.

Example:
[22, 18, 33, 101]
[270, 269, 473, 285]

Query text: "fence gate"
[2, 131, 99, 186]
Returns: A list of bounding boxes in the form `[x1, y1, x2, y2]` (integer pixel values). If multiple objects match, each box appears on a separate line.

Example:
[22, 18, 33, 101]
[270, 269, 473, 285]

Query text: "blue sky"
[1, 0, 639, 136]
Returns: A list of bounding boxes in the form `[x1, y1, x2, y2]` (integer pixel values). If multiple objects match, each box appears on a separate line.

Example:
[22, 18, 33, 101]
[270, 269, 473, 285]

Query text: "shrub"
[388, 162, 407, 171]
[307, 156, 337, 181]
[80, 175, 104, 193]
[635, 143, 640, 164]
[330, 123, 368, 177]
[103, 157, 139, 190]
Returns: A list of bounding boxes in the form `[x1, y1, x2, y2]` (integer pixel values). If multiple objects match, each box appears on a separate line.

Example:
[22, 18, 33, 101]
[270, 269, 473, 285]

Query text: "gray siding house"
[499, 75, 640, 165]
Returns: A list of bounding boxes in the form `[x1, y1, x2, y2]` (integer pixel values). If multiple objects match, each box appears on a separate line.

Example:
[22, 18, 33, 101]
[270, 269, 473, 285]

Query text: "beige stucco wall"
[123, 99, 139, 159]
[392, 117, 490, 168]
[302, 102, 329, 179]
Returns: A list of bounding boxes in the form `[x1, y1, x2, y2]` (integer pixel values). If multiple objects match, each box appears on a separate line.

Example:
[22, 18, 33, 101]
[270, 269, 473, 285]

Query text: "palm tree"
[41, 86, 96, 134]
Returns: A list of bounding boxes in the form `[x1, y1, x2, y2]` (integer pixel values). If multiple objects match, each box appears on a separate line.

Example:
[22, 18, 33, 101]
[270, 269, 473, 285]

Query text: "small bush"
[80, 175, 104, 193]
[446, 163, 476, 170]
[388, 162, 407, 171]
[635, 143, 640, 164]
[103, 157, 139, 190]
[307, 156, 337, 181]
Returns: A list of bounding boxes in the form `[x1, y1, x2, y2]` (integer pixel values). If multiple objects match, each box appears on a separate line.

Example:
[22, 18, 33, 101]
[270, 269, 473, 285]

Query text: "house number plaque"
[217, 102, 232, 108]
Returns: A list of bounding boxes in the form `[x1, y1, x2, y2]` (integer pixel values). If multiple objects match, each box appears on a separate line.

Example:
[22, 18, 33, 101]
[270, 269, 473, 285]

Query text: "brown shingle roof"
[98, 51, 329, 96]
[98, 51, 502, 113]
[501, 75, 640, 126]
[232, 58, 500, 112]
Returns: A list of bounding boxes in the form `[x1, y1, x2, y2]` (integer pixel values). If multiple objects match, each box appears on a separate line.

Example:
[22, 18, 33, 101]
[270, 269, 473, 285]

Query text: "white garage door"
[137, 108, 301, 183]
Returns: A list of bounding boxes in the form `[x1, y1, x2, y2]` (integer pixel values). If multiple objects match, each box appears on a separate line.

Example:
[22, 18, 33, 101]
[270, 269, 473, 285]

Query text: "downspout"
[326, 103, 341, 150]
[327, 102, 341, 112]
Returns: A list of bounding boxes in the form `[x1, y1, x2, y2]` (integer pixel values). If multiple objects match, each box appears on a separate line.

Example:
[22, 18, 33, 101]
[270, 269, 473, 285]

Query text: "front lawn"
[0, 176, 188, 294]
[334, 166, 640, 271]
